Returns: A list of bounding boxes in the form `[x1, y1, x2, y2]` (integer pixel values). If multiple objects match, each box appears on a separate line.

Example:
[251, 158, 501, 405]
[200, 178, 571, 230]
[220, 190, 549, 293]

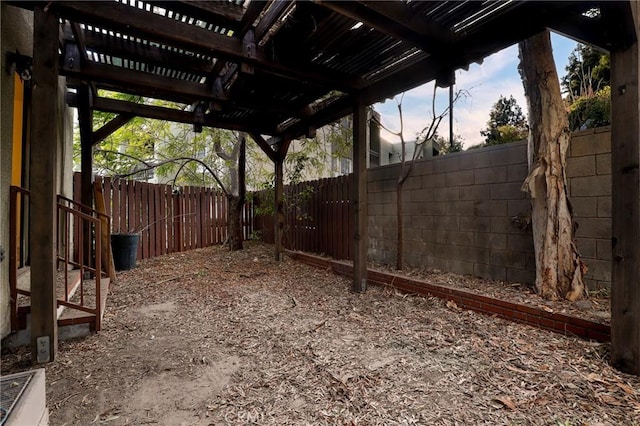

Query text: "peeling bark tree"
[215, 132, 246, 251]
[518, 31, 587, 301]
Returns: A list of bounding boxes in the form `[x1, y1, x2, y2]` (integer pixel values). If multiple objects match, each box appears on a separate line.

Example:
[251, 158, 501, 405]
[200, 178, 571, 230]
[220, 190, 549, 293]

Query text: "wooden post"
[29, 5, 59, 363]
[610, 2, 640, 376]
[78, 84, 94, 269]
[274, 155, 284, 261]
[173, 190, 183, 252]
[352, 98, 368, 293]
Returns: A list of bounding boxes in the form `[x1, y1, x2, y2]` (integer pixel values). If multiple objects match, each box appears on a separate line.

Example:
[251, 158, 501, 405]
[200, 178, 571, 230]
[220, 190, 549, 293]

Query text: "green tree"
[562, 44, 610, 101]
[560, 44, 611, 131]
[567, 86, 611, 131]
[480, 95, 528, 145]
[433, 133, 464, 154]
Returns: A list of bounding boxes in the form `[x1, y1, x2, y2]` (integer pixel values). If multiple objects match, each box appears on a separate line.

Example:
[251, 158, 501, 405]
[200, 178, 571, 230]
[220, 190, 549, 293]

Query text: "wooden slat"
[221, 191, 228, 245]
[332, 177, 340, 259]
[173, 190, 182, 252]
[56, 1, 362, 92]
[161, 185, 169, 254]
[196, 186, 203, 248]
[154, 185, 164, 256]
[93, 181, 116, 280]
[120, 180, 128, 235]
[321, 179, 329, 255]
[186, 186, 193, 251]
[209, 189, 214, 246]
[149, 182, 157, 258]
[312, 180, 320, 253]
[216, 191, 223, 244]
[345, 175, 353, 260]
[103, 177, 112, 221]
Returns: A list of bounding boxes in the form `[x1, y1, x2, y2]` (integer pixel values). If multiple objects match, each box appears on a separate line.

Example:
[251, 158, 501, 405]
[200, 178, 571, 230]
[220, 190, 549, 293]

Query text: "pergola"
[11, 0, 639, 374]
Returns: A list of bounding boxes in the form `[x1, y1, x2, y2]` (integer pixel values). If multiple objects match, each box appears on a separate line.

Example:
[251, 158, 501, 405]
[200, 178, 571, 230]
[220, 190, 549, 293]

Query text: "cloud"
[375, 45, 528, 148]
[374, 36, 577, 148]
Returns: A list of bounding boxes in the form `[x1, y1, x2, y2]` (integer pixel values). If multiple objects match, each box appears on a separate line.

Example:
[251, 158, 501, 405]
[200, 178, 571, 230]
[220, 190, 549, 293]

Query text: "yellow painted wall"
[12, 74, 24, 187]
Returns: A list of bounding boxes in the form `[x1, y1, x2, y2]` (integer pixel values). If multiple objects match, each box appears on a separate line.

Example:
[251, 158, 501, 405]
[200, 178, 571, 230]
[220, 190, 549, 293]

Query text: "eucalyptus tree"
[519, 30, 587, 301]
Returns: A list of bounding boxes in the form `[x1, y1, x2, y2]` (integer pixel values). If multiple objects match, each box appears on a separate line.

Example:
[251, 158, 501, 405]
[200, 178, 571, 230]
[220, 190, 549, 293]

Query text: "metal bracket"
[241, 31, 256, 75]
[5, 50, 32, 81]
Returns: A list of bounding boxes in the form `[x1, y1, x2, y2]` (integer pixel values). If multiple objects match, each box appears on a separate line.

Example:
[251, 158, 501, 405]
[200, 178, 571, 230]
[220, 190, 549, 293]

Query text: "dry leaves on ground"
[1, 242, 637, 426]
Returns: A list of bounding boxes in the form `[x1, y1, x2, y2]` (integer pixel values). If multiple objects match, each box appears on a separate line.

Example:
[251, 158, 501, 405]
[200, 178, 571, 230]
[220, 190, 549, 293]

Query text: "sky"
[373, 32, 578, 148]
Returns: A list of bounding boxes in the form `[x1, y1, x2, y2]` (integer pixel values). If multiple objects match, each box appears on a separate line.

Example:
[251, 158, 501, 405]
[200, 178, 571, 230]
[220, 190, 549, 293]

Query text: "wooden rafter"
[77, 27, 215, 75]
[249, 132, 278, 163]
[92, 113, 135, 145]
[61, 47, 228, 103]
[66, 93, 277, 134]
[313, 0, 453, 54]
[53, 0, 362, 92]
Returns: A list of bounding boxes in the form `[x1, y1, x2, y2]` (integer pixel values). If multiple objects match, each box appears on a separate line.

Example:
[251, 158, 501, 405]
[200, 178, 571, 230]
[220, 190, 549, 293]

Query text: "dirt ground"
[2, 242, 639, 425]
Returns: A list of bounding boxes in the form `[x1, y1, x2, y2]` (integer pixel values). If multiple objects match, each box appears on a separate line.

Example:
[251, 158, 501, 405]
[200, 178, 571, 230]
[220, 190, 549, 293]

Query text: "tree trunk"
[396, 181, 404, 270]
[227, 195, 244, 251]
[518, 31, 587, 301]
[225, 133, 246, 251]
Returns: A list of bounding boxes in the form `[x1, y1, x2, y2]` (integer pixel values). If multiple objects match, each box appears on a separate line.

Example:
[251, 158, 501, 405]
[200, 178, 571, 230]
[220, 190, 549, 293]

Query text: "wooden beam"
[61, 45, 228, 103]
[314, 0, 453, 54]
[275, 95, 354, 143]
[92, 113, 134, 145]
[610, 0, 640, 376]
[547, 1, 636, 51]
[147, 0, 244, 30]
[200, 0, 266, 93]
[255, 1, 293, 42]
[62, 52, 318, 126]
[66, 93, 276, 134]
[351, 98, 368, 293]
[78, 27, 215, 75]
[30, 5, 59, 363]
[53, 1, 362, 92]
[238, 0, 269, 40]
[249, 132, 278, 163]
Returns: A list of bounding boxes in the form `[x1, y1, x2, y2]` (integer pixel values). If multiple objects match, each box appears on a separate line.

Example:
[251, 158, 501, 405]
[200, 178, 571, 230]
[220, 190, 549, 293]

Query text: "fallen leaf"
[599, 394, 623, 406]
[616, 382, 636, 395]
[493, 396, 517, 410]
[586, 373, 608, 384]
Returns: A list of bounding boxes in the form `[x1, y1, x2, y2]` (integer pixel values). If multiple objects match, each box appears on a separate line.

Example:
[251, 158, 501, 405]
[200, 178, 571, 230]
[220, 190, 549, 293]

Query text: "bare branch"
[95, 149, 228, 195]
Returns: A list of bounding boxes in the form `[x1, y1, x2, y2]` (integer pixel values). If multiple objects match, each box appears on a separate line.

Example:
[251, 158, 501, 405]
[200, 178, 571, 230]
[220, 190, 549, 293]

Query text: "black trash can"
[111, 233, 140, 271]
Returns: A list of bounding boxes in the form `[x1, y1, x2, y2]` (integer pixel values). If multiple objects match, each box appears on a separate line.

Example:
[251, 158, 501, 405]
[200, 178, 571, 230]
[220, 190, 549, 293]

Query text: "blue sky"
[373, 32, 578, 148]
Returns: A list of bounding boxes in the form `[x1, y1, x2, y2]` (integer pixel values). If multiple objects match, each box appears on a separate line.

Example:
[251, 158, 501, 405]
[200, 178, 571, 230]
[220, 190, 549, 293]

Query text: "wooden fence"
[254, 174, 352, 260]
[73, 173, 254, 261]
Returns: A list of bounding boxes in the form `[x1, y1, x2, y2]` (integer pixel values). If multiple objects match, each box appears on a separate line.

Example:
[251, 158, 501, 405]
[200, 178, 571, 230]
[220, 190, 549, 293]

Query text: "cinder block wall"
[566, 126, 612, 290]
[368, 127, 612, 290]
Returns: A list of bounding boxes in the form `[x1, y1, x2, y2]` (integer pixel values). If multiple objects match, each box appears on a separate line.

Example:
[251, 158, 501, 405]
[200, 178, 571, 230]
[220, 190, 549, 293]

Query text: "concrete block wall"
[368, 127, 612, 290]
[368, 141, 536, 285]
[566, 126, 612, 291]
